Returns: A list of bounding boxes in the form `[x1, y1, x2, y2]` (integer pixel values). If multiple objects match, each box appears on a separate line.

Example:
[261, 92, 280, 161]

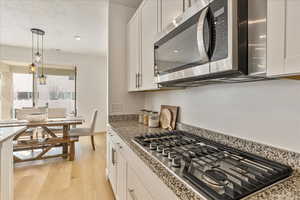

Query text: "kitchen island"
[108, 116, 300, 200]
[0, 126, 26, 200]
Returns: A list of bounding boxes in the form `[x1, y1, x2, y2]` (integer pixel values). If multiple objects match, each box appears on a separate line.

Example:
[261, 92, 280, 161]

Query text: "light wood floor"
[14, 133, 115, 200]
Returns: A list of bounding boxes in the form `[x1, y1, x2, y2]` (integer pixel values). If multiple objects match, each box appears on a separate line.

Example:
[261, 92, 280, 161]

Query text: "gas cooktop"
[133, 131, 292, 200]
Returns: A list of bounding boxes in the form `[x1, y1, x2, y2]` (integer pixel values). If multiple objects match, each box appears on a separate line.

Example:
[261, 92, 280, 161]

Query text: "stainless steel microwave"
[154, 0, 249, 86]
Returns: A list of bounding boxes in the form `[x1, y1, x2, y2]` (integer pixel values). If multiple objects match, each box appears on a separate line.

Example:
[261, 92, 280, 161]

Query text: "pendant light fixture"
[39, 32, 46, 85]
[29, 28, 47, 85]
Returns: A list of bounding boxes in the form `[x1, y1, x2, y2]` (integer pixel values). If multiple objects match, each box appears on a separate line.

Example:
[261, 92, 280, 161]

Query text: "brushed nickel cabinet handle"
[117, 143, 122, 149]
[128, 188, 137, 200]
[112, 148, 116, 165]
[136, 73, 138, 88]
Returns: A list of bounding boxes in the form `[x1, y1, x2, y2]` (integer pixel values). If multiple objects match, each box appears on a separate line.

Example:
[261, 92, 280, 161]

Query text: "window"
[5, 66, 76, 119]
[0, 73, 2, 118]
[17, 92, 33, 100]
[37, 75, 75, 115]
[13, 73, 33, 110]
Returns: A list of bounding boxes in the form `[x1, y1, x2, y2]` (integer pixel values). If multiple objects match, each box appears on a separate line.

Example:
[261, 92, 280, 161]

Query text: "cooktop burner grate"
[133, 131, 293, 200]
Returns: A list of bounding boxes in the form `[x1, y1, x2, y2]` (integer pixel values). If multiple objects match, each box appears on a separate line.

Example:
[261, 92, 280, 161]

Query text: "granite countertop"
[109, 119, 300, 200]
[0, 126, 26, 143]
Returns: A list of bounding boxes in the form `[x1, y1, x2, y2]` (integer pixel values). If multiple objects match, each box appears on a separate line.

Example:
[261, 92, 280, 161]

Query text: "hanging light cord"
[32, 32, 34, 63]
[42, 34, 44, 75]
[37, 32, 39, 55]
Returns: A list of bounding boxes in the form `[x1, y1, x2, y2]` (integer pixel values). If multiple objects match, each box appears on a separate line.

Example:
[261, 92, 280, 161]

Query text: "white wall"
[145, 79, 300, 153]
[0, 45, 107, 132]
[108, 2, 145, 115]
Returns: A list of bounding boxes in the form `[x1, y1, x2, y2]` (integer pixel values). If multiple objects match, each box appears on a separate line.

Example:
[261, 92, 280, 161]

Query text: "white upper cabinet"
[127, 12, 141, 92]
[127, 0, 160, 92]
[160, 0, 183, 31]
[126, 0, 185, 92]
[140, 0, 159, 90]
[267, 0, 300, 76]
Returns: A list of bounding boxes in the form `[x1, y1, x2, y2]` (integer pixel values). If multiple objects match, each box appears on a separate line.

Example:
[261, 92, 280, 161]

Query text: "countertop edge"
[0, 126, 26, 143]
[108, 121, 300, 200]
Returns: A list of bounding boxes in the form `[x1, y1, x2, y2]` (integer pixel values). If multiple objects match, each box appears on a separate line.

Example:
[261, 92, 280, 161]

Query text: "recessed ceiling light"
[74, 35, 81, 41]
[173, 49, 180, 53]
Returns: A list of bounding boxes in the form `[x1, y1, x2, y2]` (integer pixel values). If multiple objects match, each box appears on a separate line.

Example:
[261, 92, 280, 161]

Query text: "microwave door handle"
[207, 9, 216, 59]
[197, 7, 210, 64]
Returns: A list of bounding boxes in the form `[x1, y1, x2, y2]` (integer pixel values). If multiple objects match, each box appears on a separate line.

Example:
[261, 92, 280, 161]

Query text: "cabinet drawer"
[108, 128, 128, 157]
[122, 142, 179, 200]
[127, 166, 153, 200]
[107, 125, 179, 200]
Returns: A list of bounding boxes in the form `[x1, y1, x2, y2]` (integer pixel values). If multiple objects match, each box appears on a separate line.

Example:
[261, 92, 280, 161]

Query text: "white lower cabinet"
[127, 166, 153, 200]
[116, 144, 127, 200]
[107, 133, 117, 195]
[107, 131, 127, 200]
[0, 138, 14, 200]
[106, 127, 179, 200]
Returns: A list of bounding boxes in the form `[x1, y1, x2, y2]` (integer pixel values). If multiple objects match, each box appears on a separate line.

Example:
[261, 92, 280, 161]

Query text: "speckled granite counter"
[109, 118, 300, 200]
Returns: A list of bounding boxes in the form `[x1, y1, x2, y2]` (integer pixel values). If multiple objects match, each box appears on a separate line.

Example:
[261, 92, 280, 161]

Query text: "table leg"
[69, 142, 75, 161]
[62, 125, 69, 159]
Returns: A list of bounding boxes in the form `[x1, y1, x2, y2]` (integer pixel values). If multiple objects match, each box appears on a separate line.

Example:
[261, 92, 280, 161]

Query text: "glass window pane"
[13, 73, 33, 110]
[0, 73, 2, 118]
[37, 75, 75, 116]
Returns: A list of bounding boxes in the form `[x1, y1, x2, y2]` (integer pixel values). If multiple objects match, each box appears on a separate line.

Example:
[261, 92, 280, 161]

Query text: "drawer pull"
[112, 148, 116, 166]
[128, 188, 137, 200]
[117, 143, 123, 149]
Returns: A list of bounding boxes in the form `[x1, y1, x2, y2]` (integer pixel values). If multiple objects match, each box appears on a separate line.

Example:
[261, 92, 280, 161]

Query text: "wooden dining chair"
[69, 110, 98, 150]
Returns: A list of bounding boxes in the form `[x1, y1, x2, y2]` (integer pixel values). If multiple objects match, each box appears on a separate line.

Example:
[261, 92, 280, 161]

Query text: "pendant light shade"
[35, 52, 42, 63]
[39, 74, 47, 85]
[29, 63, 36, 73]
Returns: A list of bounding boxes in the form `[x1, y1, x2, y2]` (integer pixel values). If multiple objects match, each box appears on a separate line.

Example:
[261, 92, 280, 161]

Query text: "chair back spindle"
[89, 110, 98, 135]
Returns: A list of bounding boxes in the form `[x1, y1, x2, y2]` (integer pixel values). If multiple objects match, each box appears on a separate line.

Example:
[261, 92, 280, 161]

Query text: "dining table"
[0, 117, 84, 163]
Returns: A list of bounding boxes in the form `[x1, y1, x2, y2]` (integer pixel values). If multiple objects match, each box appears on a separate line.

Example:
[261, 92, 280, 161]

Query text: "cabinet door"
[106, 133, 111, 176]
[267, 0, 300, 76]
[161, 0, 183, 31]
[284, 0, 300, 74]
[127, 13, 141, 91]
[0, 139, 14, 200]
[127, 166, 153, 200]
[140, 0, 159, 90]
[116, 145, 127, 200]
[108, 137, 117, 195]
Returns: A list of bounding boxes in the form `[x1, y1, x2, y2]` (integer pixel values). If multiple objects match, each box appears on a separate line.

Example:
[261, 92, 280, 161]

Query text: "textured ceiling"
[0, 0, 108, 55]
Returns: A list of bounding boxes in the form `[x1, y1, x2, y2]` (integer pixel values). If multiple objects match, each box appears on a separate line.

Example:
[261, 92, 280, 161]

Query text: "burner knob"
[168, 152, 177, 160]
[162, 148, 170, 157]
[149, 142, 157, 150]
[157, 145, 164, 153]
[171, 157, 182, 168]
[187, 151, 196, 158]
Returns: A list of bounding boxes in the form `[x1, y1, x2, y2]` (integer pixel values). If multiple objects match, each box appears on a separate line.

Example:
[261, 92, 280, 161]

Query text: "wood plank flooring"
[14, 133, 115, 200]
